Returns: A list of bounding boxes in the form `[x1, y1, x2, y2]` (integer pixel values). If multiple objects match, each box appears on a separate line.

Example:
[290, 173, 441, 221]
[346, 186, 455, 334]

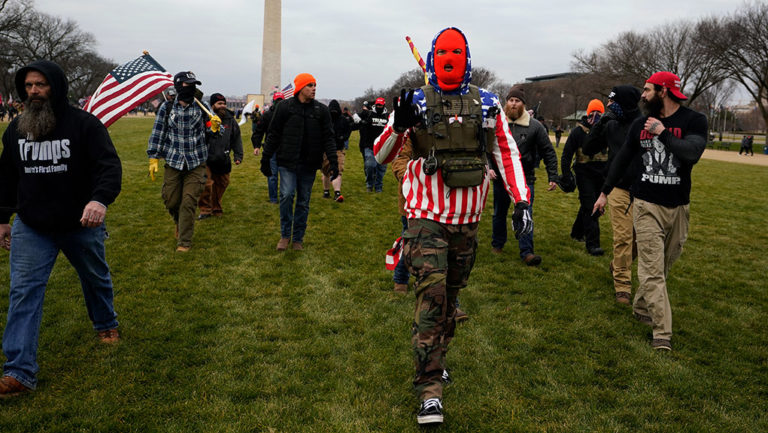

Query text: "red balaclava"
[433, 29, 466, 91]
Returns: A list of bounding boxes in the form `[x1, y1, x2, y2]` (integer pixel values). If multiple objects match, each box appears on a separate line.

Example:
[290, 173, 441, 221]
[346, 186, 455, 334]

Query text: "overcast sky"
[34, 0, 748, 101]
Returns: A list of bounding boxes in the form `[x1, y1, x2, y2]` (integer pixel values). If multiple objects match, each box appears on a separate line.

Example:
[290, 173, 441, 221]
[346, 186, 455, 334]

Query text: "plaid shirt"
[147, 100, 208, 170]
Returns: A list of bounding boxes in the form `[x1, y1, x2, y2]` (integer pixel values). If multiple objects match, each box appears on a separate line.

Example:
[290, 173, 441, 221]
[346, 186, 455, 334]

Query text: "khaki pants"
[608, 188, 636, 294]
[162, 165, 206, 247]
[633, 199, 689, 341]
[198, 167, 230, 215]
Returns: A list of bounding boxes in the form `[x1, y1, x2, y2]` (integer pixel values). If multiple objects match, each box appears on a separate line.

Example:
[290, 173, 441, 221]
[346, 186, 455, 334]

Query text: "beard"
[215, 107, 228, 117]
[504, 104, 524, 121]
[641, 93, 663, 118]
[17, 98, 56, 140]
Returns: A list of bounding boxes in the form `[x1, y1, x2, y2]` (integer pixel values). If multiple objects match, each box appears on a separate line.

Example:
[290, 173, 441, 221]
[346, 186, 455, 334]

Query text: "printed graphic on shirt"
[371, 116, 388, 128]
[639, 129, 681, 185]
[17, 138, 71, 174]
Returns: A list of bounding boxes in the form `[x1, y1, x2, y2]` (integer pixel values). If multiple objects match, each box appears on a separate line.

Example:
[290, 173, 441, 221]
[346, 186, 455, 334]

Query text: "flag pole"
[194, 98, 213, 117]
[405, 36, 429, 85]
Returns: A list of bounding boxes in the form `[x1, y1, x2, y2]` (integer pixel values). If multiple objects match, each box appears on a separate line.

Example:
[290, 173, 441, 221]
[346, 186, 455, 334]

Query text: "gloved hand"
[260, 157, 272, 177]
[329, 165, 339, 181]
[557, 171, 576, 193]
[209, 115, 222, 133]
[512, 201, 533, 239]
[392, 88, 419, 132]
[148, 158, 159, 181]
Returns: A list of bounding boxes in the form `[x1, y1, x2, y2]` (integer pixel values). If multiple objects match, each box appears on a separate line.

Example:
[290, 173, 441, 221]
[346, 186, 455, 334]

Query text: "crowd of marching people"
[0, 26, 709, 427]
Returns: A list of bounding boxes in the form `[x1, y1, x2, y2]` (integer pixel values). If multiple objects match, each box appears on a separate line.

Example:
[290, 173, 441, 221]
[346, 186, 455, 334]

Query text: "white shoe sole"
[417, 414, 443, 424]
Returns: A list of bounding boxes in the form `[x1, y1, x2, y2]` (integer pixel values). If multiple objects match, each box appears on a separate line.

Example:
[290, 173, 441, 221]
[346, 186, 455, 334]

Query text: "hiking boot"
[175, 246, 190, 253]
[652, 339, 672, 351]
[634, 312, 652, 326]
[523, 253, 542, 266]
[292, 242, 304, 251]
[615, 292, 631, 305]
[97, 328, 120, 343]
[417, 398, 443, 425]
[588, 247, 604, 256]
[334, 192, 344, 202]
[394, 283, 408, 294]
[455, 308, 469, 322]
[276, 238, 290, 251]
[0, 376, 30, 398]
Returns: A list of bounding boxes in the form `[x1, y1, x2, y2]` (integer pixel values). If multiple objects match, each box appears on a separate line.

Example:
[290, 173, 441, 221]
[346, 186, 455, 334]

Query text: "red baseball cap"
[375, 97, 385, 105]
[272, 91, 284, 101]
[646, 71, 687, 100]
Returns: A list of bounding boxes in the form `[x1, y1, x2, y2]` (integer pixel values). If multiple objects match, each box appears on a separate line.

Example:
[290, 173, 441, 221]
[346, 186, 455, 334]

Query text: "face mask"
[433, 29, 466, 91]
[177, 85, 195, 104]
[375, 105, 384, 114]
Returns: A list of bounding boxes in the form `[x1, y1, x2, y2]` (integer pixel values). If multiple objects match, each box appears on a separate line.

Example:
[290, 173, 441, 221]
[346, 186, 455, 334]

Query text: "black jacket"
[262, 96, 337, 171]
[357, 107, 388, 152]
[561, 119, 607, 178]
[0, 60, 122, 231]
[206, 109, 243, 175]
[329, 100, 351, 152]
[252, 101, 280, 149]
[498, 111, 558, 183]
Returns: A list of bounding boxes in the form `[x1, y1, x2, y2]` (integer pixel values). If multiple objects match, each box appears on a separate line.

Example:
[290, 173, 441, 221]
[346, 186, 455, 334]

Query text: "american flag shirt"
[374, 27, 529, 225]
[147, 99, 208, 171]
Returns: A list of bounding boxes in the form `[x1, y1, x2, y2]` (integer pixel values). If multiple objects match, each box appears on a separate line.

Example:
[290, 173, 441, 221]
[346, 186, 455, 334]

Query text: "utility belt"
[410, 84, 496, 188]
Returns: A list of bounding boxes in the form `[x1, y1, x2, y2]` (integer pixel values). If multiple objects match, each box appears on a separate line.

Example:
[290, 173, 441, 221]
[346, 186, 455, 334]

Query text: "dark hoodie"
[329, 99, 351, 151]
[205, 108, 243, 175]
[0, 60, 122, 232]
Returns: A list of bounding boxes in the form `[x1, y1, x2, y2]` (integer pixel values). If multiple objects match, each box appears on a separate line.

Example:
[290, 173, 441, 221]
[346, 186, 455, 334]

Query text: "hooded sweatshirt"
[0, 60, 122, 232]
[373, 27, 529, 224]
[329, 99, 351, 151]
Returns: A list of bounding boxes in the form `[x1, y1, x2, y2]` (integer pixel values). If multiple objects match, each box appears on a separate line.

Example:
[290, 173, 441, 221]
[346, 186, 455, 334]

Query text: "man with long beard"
[0, 60, 122, 397]
[593, 72, 707, 351]
[374, 27, 531, 425]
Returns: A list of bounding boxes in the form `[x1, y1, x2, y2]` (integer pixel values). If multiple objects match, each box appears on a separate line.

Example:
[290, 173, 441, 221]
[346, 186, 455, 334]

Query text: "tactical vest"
[575, 124, 609, 164]
[411, 84, 496, 188]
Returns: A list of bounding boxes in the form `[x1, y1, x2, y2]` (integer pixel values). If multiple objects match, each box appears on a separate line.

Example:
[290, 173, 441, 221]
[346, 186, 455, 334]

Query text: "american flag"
[84, 53, 173, 127]
[385, 236, 403, 271]
[281, 83, 294, 98]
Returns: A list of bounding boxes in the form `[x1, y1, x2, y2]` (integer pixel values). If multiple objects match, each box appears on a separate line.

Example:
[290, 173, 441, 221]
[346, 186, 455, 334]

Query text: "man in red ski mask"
[374, 27, 531, 425]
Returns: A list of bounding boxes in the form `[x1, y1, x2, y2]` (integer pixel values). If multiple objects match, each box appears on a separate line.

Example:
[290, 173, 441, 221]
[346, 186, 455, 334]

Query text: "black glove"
[557, 172, 576, 193]
[329, 165, 339, 181]
[260, 157, 272, 177]
[512, 201, 533, 239]
[392, 88, 419, 132]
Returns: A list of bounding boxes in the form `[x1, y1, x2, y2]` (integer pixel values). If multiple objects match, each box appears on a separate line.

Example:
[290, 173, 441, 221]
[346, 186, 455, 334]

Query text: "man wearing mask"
[490, 85, 559, 265]
[594, 72, 707, 351]
[561, 99, 608, 256]
[198, 93, 243, 219]
[582, 85, 642, 304]
[374, 27, 531, 425]
[147, 71, 219, 252]
[260, 73, 338, 251]
[0, 60, 122, 397]
[321, 99, 351, 202]
[359, 97, 389, 192]
[252, 92, 284, 204]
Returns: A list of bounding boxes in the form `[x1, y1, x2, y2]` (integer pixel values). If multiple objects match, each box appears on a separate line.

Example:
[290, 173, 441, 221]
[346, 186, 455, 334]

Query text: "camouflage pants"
[402, 218, 478, 400]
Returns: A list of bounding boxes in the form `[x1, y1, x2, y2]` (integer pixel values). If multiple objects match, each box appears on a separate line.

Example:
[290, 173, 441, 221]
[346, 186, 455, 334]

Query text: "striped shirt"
[374, 87, 529, 225]
[147, 100, 208, 170]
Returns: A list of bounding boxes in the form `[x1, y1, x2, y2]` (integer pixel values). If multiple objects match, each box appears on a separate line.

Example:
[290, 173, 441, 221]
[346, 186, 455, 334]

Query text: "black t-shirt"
[603, 105, 707, 207]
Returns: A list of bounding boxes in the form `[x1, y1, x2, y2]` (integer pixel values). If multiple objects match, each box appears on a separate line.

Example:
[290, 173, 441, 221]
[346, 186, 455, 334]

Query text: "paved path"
[701, 149, 768, 166]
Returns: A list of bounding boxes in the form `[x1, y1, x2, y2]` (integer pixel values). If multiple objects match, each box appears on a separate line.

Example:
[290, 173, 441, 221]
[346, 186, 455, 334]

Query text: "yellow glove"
[210, 115, 222, 133]
[149, 158, 159, 181]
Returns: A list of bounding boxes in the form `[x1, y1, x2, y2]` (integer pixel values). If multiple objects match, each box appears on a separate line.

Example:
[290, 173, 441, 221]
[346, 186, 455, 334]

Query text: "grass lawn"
[0, 117, 766, 432]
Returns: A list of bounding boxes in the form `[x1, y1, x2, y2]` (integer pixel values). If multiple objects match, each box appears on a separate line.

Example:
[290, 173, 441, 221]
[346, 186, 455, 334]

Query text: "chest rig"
[411, 84, 495, 188]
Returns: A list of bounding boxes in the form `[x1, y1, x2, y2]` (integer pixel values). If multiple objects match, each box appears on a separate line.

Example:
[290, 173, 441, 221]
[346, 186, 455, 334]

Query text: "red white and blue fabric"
[84, 53, 173, 127]
[281, 83, 295, 98]
[385, 236, 403, 271]
[373, 27, 529, 225]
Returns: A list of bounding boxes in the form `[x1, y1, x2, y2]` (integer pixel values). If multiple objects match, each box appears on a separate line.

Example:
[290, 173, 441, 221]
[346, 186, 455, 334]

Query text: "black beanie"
[608, 85, 641, 111]
[209, 93, 226, 106]
[506, 86, 526, 105]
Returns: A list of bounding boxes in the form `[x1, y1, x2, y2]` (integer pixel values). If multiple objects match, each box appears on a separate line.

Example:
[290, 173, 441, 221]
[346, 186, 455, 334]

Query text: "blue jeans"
[393, 216, 410, 284]
[278, 165, 317, 243]
[491, 180, 535, 259]
[3, 217, 118, 389]
[267, 154, 278, 203]
[363, 148, 387, 191]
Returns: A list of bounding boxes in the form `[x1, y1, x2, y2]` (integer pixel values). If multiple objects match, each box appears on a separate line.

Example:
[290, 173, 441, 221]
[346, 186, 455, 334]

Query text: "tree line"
[0, 0, 115, 104]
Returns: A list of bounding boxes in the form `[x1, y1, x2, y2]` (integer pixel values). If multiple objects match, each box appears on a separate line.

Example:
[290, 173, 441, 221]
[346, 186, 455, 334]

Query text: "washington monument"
[260, 0, 281, 96]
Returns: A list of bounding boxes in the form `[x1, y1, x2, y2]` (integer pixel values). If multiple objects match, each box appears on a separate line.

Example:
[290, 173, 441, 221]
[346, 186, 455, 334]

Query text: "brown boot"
[97, 328, 120, 343]
[292, 242, 304, 251]
[393, 283, 408, 294]
[455, 308, 469, 322]
[0, 376, 30, 398]
[276, 238, 290, 251]
[615, 291, 631, 305]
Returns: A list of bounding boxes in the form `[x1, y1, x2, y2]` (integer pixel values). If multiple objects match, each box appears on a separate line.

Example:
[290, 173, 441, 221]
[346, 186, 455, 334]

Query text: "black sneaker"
[322, 190, 331, 199]
[417, 398, 443, 425]
[441, 369, 452, 385]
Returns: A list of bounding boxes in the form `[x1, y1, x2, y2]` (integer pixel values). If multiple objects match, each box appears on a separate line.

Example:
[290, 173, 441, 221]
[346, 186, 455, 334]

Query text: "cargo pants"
[402, 218, 478, 401]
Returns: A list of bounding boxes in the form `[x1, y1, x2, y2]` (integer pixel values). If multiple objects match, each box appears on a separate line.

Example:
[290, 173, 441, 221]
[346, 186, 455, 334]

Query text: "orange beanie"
[586, 99, 605, 114]
[293, 73, 316, 93]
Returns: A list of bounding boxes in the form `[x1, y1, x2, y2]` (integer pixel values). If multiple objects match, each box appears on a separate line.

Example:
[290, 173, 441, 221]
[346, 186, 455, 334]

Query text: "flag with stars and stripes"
[84, 53, 174, 127]
[281, 83, 294, 99]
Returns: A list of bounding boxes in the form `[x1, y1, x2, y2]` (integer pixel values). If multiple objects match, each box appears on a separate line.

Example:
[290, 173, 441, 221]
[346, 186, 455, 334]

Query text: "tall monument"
[260, 0, 281, 96]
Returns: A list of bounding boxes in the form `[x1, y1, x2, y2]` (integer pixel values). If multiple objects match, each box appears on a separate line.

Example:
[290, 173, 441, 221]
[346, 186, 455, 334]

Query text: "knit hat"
[209, 93, 226, 106]
[646, 71, 687, 100]
[586, 99, 605, 114]
[607, 85, 641, 111]
[506, 86, 526, 104]
[293, 73, 316, 94]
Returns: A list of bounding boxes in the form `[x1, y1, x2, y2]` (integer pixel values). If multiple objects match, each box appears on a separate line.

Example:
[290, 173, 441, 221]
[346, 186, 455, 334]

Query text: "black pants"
[571, 166, 605, 251]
